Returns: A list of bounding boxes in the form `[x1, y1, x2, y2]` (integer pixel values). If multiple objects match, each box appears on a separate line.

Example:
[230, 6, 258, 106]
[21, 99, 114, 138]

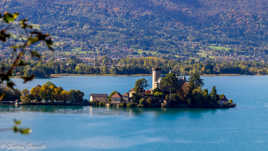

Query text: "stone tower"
[152, 68, 161, 90]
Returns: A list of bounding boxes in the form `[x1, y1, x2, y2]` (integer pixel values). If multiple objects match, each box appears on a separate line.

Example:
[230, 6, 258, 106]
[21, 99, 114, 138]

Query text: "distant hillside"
[1, 0, 268, 61]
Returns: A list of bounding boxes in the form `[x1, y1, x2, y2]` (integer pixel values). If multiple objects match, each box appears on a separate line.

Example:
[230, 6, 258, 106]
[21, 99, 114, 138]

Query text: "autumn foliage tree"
[24, 82, 84, 104]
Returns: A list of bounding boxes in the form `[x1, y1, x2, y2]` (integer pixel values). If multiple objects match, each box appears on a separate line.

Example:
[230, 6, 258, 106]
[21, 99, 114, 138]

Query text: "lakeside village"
[0, 68, 235, 108]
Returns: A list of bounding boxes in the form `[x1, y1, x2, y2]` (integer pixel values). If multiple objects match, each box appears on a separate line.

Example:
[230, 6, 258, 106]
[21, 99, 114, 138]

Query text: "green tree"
[52, 87, 63, 101]
[60, 90, 70, 103]
[40, 84, 52, 101]
[30, 85, 41, 101]
[134, 78, 148, 93]
[160, 73, 181, 93]
[189, 72, 204, 89]
[69, 90, 84, 103]
[210, 86, 217, 101]
[138, 97, 152, 108]
[191, 87, 203, 105]
[153, 91, 164, 97]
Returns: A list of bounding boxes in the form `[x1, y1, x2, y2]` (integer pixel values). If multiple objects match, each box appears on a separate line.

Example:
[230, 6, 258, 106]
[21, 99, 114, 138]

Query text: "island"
[90, 68, 236, 108]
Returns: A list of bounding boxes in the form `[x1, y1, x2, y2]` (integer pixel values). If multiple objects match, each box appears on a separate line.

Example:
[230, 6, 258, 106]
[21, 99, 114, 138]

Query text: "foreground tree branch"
[0, 11, 54, 134]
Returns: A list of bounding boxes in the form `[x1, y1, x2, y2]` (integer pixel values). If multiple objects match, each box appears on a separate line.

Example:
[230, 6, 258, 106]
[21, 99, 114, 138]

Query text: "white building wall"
[152, 68, 161, 90]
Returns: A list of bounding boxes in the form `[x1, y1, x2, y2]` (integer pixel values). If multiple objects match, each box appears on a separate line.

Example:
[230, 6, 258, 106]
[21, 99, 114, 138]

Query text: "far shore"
[50, 73, 152, 77]
[11, 73, 266, 79]
[50, 73, 261, 78]
[201, 74, 242, 77]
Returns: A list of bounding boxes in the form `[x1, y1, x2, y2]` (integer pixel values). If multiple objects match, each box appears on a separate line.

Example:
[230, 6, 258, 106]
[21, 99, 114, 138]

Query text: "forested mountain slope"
[1, 0, 268, 60]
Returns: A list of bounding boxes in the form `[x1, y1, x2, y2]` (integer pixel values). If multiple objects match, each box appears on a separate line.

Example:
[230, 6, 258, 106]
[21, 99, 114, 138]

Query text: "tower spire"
[152, 67, 161, 90]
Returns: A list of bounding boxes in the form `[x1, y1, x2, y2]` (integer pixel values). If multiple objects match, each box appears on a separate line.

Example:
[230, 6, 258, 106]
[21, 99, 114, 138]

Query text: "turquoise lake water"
[1, 75, 268, 151]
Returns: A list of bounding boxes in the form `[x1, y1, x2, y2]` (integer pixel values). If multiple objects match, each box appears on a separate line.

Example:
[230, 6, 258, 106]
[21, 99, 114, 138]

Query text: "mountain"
[1, 0, 268, 61]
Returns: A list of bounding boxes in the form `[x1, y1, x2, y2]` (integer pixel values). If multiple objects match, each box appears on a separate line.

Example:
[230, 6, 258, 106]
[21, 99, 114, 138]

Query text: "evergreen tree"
[210, 86, 217, 101]
[189, 72, 204, 89]
[160, 73, 180, 93]
[134, 78, 148, 94]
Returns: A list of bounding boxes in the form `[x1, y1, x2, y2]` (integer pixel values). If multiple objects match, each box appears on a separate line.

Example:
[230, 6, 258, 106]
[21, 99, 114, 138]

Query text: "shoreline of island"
[3, 68, 236, 109]
[0, 101, 236, 109]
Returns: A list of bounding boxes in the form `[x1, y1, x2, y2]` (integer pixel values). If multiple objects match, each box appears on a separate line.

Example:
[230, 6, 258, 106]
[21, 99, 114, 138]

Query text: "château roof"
[90, 94, 108, 102]
[123, 93, 129, 97]
[111, 92, 122, 98]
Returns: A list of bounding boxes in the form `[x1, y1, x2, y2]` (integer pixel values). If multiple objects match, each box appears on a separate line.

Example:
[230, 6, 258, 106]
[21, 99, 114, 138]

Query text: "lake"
[1, 75, 268, 151]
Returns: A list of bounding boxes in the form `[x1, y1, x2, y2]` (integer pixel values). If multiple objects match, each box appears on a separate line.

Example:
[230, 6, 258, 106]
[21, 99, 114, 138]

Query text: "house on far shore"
[110, 92, 123, 105]
[90, 94, 108, 103]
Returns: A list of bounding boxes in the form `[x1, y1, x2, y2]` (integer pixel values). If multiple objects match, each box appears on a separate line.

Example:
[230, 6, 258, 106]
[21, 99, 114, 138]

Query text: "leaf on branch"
[0, 74, 9, 81]
[0, 30, 10, 42]
[13, 13, 19, 20]
[30, 31, 54, 51]
[13, 126, 19, 133]
[10, 46, 20, 52]
[14, 119, 22, 125]
[30, 50, 41, 59]
[46, 39, 54, 51]
[47, 44, 54, 51]
[18, 60, 27, 66]
[22, 75, 35, 83]
[7, 81, 15, 88]
[3, 12, 19, 23]
[26, 37, 39, 46]
[0, 66, 5, 71]
[46, 39, 53, 45]
[13, 120, 32, 135]
[0, 93, 5, 101]
[19, 128, 32, 135]
[19, 19, 32, 29]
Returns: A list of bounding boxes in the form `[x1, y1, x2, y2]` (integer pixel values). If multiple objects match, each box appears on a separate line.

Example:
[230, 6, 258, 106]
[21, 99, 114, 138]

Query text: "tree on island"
[24, 82, 84, 104]
[210, 86, 217, 101]
[134, 78, 148, 94]
[160, 73, 184, 93]
[20, 89, 31, 103]
[189, 72, 204, 89]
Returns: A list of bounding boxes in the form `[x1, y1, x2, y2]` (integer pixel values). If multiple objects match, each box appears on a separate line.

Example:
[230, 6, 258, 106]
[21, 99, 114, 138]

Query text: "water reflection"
[0, 105, 228, 119]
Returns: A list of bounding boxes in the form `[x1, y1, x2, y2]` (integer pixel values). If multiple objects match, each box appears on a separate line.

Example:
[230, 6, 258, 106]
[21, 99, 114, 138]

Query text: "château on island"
[90, 68, 235, 108]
